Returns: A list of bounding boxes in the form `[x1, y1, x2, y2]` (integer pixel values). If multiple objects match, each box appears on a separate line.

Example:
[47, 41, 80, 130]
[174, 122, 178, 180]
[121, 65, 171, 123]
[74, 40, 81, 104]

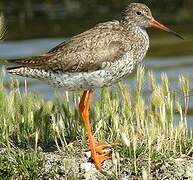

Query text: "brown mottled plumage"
[8, 22, 135, 72]
[6, 3, 182, 171]
[7, 4, 151, 76]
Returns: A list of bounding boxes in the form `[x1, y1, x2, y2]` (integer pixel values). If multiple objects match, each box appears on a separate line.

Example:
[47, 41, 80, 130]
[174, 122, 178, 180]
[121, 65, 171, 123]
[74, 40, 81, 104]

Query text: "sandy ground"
[41, 150, 193, 180]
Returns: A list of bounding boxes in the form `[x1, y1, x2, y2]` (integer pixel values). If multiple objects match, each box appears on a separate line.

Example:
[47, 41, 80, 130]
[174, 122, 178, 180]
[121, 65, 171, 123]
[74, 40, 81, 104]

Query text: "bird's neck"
[121, 19, 147, 36]
[121, 20, 150, 64]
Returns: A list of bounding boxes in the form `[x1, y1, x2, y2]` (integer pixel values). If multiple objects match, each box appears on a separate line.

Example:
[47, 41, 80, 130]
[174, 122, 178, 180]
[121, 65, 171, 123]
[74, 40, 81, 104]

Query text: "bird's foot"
[89, 143, 112, 171]
[92, 151, 111, 170]
[89, 143, 112, 154]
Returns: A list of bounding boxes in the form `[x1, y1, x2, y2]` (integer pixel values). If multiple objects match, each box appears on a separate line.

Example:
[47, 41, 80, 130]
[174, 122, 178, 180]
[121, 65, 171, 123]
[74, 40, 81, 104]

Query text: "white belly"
[9, 52, 135, 91]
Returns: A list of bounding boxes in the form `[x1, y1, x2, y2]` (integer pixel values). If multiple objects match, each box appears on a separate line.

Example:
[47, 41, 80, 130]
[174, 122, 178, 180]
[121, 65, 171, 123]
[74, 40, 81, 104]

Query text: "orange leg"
[79, 90, 112, 171]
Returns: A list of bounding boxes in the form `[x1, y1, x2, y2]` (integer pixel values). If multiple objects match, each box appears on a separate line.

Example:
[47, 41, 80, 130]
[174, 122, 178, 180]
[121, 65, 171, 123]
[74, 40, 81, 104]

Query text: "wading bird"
[6, 3, 182, 171]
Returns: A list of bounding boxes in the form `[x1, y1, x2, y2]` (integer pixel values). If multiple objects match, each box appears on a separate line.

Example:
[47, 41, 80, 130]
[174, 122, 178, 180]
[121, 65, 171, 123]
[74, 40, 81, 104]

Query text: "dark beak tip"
[180, 36, 185, 40]
[177, 36, 184, 41]
[170, 30, 184, 40]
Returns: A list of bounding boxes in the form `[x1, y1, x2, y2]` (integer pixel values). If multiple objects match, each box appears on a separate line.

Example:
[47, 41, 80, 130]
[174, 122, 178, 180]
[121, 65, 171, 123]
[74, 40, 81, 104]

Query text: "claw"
[88, 143, 112, 171]
[92, 151, 112, 170]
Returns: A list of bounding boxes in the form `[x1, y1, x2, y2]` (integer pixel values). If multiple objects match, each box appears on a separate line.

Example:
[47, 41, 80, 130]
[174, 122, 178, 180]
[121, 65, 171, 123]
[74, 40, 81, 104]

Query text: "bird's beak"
[149, 18, 184, 40]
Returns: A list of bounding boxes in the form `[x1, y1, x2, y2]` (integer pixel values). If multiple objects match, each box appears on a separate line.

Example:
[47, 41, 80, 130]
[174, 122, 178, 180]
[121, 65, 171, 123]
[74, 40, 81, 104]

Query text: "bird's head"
[123, 3, 183, 39]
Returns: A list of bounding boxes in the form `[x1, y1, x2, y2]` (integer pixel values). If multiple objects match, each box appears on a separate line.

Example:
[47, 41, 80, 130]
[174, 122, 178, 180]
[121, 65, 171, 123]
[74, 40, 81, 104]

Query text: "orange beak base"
[149, 19, 184, 40]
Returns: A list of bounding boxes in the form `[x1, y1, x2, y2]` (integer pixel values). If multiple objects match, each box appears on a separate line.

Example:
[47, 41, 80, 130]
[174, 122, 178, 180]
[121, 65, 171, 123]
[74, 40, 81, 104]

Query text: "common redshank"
[6, 3, 182, 171]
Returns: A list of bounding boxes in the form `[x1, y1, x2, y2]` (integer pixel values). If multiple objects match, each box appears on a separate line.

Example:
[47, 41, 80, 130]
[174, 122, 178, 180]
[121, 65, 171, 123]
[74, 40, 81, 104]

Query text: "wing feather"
[7, 21, 133, 72]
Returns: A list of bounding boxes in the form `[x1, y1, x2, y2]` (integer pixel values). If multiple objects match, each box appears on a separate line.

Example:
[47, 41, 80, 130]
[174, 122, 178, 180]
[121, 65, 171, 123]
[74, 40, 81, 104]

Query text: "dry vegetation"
[0, 66, 193, 179]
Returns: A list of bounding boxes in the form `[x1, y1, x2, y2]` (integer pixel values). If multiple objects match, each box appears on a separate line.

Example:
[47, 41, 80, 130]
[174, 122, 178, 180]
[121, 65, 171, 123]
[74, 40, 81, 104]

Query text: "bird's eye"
[136, 11, 142, 15]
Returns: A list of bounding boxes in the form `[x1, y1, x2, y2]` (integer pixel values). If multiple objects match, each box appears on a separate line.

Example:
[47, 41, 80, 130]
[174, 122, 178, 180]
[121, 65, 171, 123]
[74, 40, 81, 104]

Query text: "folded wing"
[7, 21, 133, 73]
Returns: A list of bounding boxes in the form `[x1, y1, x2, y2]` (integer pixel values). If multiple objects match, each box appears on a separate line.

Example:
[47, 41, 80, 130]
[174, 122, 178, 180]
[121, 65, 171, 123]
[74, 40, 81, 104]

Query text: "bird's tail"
[6, 65, 28, 76]
[1, 54, 53, 76]
[0, 58, 27, 76]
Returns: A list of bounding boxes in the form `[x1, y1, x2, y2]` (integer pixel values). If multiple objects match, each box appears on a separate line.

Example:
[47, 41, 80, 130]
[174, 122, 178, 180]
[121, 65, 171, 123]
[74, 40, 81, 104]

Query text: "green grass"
[0, 149, 44, 180]
[0, 66, 193, 179]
